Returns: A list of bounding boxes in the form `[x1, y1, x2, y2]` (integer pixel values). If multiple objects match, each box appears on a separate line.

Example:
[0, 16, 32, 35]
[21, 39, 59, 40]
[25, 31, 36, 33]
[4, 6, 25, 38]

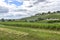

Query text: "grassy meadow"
[0, 24, 60, 40]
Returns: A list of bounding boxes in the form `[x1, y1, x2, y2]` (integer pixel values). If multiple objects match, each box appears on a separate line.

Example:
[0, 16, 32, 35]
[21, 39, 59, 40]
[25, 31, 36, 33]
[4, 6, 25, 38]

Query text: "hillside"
[20, 12, 60, 22]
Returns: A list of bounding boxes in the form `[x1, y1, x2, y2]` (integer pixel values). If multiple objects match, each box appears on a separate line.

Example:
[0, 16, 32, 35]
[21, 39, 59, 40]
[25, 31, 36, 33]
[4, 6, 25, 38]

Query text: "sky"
[0, 0, 60, 19]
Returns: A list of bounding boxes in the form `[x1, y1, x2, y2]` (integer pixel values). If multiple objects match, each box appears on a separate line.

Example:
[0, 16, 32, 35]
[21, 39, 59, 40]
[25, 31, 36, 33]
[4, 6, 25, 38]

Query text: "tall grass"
[0, 22, 60, 30]
[0, 25, 60, 40]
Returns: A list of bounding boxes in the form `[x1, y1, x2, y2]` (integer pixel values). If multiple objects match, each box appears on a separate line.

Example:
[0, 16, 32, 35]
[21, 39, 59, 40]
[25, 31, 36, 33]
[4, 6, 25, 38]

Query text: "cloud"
[13, 9, 27, 12]
[29, 0, 60, 12]
[33, 0, 46, 4]
[0, 0, 60, 19]
[0, 6, 9, 13]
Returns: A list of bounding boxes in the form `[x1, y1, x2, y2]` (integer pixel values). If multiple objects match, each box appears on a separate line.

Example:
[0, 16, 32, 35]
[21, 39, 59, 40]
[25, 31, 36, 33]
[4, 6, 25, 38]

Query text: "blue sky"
[0, 0, 60, 19]
[4, 0, 23, 6]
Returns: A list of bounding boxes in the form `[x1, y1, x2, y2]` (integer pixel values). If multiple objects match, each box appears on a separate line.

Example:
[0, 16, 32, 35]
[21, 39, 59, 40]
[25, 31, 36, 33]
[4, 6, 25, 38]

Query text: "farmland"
[0, 21, 60, 40]
[0, 22, 60, 30]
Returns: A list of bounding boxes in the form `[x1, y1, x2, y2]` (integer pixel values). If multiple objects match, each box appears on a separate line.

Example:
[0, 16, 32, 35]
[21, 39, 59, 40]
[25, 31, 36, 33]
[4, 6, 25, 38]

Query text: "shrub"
[47, 20, 60, 23]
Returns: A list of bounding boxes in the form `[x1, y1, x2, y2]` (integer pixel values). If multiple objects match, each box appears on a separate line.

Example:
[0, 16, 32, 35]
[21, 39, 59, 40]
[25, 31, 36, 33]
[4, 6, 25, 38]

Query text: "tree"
[53, 11, 56, 13]
[8, 19, 12, 21]
[48, 11, 51, 14]
[41, 12, 45, 15]
[1, 18, 5, 22]
[38, 18, 44, 21]
[57, 11, 60, 13]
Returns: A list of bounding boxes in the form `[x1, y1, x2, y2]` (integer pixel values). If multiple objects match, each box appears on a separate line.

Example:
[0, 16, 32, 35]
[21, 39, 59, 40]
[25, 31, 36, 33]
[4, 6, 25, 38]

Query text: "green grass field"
[0, 22, 60, 40]
[0, 22, 60, 30]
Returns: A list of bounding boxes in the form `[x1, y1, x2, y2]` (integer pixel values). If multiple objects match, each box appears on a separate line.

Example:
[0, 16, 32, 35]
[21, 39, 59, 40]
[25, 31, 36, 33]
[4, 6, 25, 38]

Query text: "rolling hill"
[20, 12, 60, 22]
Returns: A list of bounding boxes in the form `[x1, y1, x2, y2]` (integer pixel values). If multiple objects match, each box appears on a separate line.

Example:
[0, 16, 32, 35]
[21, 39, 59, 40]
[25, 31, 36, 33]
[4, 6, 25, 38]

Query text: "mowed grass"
[0, 25, 60, 40]
[0, 28, 29, 40]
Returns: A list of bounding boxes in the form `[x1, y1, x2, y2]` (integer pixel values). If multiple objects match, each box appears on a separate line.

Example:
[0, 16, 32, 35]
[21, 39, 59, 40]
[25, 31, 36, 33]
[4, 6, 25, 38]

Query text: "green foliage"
[47, 20, 60, 23]
[38, 18, 44, 21]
